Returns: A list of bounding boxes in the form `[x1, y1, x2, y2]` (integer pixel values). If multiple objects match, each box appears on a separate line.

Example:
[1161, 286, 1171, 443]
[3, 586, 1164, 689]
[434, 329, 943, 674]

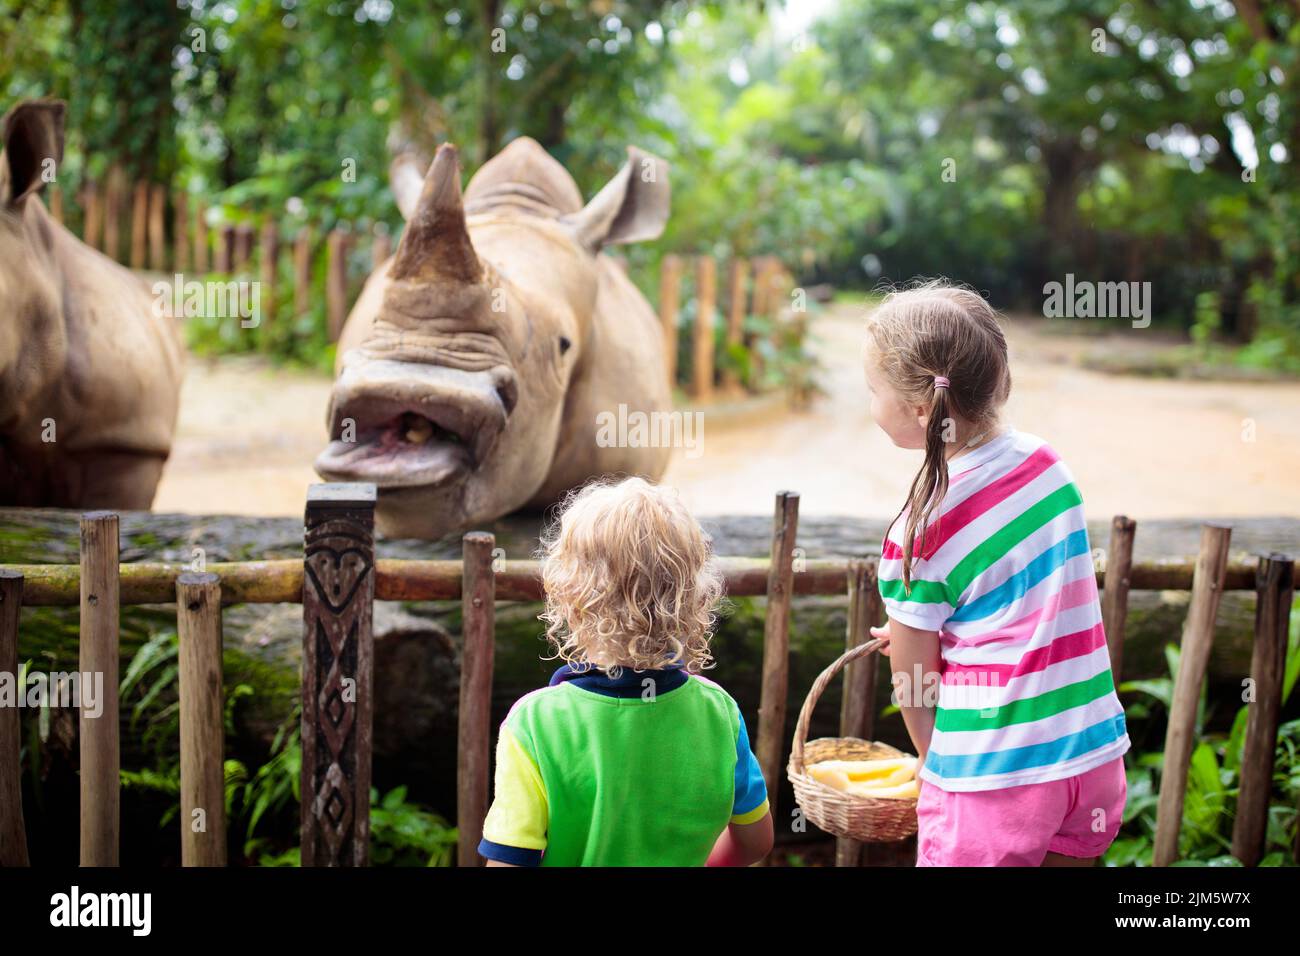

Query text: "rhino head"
[315, 138, 670, 538]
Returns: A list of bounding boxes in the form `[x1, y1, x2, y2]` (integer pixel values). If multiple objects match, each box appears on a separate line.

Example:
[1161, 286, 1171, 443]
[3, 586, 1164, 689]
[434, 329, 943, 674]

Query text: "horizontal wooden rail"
[2, 557, 1263, 607]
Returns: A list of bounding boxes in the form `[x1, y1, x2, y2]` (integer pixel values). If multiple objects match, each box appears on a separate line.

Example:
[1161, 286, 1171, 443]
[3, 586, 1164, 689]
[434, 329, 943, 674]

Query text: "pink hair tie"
[933, 375, 950, 390]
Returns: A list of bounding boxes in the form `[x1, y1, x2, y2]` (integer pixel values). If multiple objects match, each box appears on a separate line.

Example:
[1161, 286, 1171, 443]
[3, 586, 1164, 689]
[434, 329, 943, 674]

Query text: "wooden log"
[79, 511, 120, 866]
[756, 491, 800, 821]
[692, 255, 716, 401]
[103, 165, 124, 261]
[327, 230, 349, 341]
[294, 228, 312, 317]
[1153, 524, 1231, 866]
[1230, 553, 1294, 866]
[49, 184, 63, 224]
[259, 221, 280, 349]
[149, 183, 167, 271]
[1101, 516, 1136, 681]
[214, 224, 234, 273]
[82, 179, 102, 250]
[300, 483, 376, 866]
[723, 257, 748, 393]
[371, 228, 391, 271]
[458, 532, 496, 867]
[130, 181, 149, 269]
[172, 192, 188, 274]
[233, 224, 254, 272]
[658, 254, 681, 388]
[836, 558, 883, 868]
[194, 202, 208, 273]
[3, 556, 1264, 608]
[0, 570, 29, 866]
[176, 572, 227, 867]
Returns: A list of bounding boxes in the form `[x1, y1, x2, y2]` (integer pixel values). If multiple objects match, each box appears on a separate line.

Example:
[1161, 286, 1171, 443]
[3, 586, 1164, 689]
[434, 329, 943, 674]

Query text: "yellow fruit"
[848, 778, 919, 800]
[813, 757, 917, 782]
[808, 764, 852, 791]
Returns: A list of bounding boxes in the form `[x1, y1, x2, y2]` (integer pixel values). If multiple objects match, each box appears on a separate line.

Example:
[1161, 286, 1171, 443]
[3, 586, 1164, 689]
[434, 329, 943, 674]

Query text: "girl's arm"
[706, 810, 774, 867]
[870, 617, 941, 762]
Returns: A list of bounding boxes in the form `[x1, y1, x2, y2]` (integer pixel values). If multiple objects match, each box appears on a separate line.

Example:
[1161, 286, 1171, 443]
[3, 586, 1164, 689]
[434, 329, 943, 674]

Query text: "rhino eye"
[558, 336, 572, 355]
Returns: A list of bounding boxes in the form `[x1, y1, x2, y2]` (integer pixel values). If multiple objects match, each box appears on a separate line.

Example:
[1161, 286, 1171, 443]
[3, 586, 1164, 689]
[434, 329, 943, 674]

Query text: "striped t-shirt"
[878, 429, 1129, 792]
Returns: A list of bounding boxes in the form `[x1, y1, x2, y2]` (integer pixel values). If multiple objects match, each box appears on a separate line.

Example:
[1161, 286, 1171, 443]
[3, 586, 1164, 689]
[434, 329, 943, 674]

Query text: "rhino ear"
[1, 99, 65, 209]
[563, 146, 669, 252]
[390, 151, 427, 221]
[388, 143, 484, 284]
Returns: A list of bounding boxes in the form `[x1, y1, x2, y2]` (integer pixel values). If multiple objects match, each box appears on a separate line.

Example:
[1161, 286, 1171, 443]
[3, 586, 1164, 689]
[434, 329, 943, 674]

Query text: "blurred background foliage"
[2, 0, 1298, 369]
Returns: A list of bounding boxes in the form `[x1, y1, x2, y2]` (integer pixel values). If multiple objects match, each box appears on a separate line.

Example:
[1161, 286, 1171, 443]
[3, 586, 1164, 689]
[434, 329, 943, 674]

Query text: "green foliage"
[1106, 601, 1300, 866]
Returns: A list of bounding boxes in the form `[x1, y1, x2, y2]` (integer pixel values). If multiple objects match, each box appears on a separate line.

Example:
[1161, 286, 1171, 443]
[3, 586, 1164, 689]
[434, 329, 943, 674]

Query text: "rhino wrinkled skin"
[315, 137, 673, 539]
[0, 100, 183, 508]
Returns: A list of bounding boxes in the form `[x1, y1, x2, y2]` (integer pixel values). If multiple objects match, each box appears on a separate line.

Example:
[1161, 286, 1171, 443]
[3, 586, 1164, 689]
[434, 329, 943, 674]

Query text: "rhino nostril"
[494, 373, 519, 417]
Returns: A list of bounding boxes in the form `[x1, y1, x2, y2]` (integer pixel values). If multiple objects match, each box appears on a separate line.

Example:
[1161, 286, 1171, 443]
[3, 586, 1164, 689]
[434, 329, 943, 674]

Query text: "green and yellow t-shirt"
[478, 664, 769, 866]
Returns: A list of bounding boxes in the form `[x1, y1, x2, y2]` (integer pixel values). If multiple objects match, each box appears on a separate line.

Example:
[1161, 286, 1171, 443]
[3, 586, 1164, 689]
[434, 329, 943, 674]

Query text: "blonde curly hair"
[538, 476, 724, 676]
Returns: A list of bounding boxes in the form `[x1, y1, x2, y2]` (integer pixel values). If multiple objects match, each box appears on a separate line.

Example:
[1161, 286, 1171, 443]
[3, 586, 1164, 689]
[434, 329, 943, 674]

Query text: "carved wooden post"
[149, 183, 167, 271]
[294, 228, 313, 318]
[194, 202, 209, 273]
[658, 254, 681, 388]
[0, 570, 29, 866]
[458, 532, 496, 866]
[173, 191, 189, 274]
[756, 490, 799, 822]
[724, 257, 748, 393]
[82, 179, 103, 250]
[259, 221, 280, 350]
[176, 572, 226, 866]
[692, 255, 716, 401]
[80, 511, 120, 866]
[103, 165, 124, 261]
[130, 181, 149, 269]
[215, 224, 234, 273]
[1101, 516, 1136, 681]
[301, 483, 376, 867]
[233, 223, 255, 272]
[327, 230, 350, 341]
[49, 184, 63, 224]
[836, 558, 883, 867]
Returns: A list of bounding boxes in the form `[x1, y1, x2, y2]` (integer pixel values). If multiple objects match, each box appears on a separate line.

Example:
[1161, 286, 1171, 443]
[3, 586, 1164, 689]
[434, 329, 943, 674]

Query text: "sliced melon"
[807, 764, 853, 792]
[848, 778, 920, 800]
[813, 757, 917, 782]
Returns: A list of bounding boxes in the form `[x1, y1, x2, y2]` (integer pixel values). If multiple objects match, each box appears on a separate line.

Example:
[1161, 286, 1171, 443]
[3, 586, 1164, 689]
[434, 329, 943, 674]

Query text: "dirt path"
[155, 306, 1300, 519]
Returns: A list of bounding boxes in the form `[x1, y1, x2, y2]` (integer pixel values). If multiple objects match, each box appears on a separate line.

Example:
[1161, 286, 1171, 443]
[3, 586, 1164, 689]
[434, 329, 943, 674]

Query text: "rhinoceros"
[314, 137, 673, 538]
[0, 100, 183, 508]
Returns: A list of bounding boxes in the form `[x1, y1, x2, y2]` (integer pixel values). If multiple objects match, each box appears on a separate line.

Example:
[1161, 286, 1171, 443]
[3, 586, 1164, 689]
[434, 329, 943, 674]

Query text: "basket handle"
[789, 638, 887, 775]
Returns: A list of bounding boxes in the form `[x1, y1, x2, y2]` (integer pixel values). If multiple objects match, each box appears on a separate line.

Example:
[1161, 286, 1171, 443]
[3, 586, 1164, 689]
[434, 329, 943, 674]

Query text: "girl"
[478, 476, 773, 866]
[863, 282, 1129, 867]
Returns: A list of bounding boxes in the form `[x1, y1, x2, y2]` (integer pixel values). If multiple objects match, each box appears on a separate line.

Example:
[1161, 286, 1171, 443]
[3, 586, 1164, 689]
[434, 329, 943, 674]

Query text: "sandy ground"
[154, 305, 1300, 519]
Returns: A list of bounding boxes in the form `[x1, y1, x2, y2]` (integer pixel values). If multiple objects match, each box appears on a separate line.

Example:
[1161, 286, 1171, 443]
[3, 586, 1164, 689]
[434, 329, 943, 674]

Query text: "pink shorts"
[916, 756, 1127, 867]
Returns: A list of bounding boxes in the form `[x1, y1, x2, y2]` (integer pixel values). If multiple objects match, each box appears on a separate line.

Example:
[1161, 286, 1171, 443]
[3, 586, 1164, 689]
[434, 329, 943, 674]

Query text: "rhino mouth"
[314, 359, 515, 490]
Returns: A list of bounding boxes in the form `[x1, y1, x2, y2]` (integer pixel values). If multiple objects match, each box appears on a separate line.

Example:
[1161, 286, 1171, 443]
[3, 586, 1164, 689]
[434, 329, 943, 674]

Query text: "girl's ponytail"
[897, 377, 951, 594]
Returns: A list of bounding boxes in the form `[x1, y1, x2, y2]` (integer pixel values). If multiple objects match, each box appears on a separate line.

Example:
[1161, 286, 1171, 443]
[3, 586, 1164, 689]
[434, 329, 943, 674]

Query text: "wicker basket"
[787, 639, 919, 842]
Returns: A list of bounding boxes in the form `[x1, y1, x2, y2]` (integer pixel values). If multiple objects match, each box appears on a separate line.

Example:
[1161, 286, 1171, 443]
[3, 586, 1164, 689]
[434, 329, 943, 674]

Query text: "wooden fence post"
[301, 483, 376, 867]
[173, 192, 189, 274]
[1231, 553, 1294, 865]
[0, 570, 29, 866]
[103, 165, 124, 261]
[327, 229, 349, 341]
[692, 255, 716, 401]
[80, 511, 120, 866]
[1101, 516, 1136, 682]
[724, 257, 748, 393]
[294, 228, 313, 318]
[215, 224, 234, 273]
[130, 181, 148, 269]
[83, 179, 102, 250]
[836, 558, 883, 868]
[233, 224, 254, 272]
[194, 202, 208, 273]
[371, 227, 391, 271]
[149, 183, 167, 271]
[49, 184, 63, 224]
[1153, 523, 1231, 866]
[658, 254, 681, 388]
[176, 571, 226, 867]
[458, 532, 496, 867]
[259, 221, 280, 350]
[756, 490, 800, 822]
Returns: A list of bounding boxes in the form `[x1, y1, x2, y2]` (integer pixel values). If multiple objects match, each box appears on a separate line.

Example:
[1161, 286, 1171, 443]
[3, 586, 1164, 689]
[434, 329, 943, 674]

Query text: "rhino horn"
[389, 143, 484, 284]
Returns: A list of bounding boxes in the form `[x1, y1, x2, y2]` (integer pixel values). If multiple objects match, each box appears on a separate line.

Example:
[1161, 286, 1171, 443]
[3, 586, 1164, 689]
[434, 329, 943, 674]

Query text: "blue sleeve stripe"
[732, 706, 769, 817]
[477, 838, 544, 867]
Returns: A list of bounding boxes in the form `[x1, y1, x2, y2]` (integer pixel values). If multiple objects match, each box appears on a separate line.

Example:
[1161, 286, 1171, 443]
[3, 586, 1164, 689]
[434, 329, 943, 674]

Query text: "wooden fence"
[2, 486, 1292, 868]
[45, 180, 799, 397]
